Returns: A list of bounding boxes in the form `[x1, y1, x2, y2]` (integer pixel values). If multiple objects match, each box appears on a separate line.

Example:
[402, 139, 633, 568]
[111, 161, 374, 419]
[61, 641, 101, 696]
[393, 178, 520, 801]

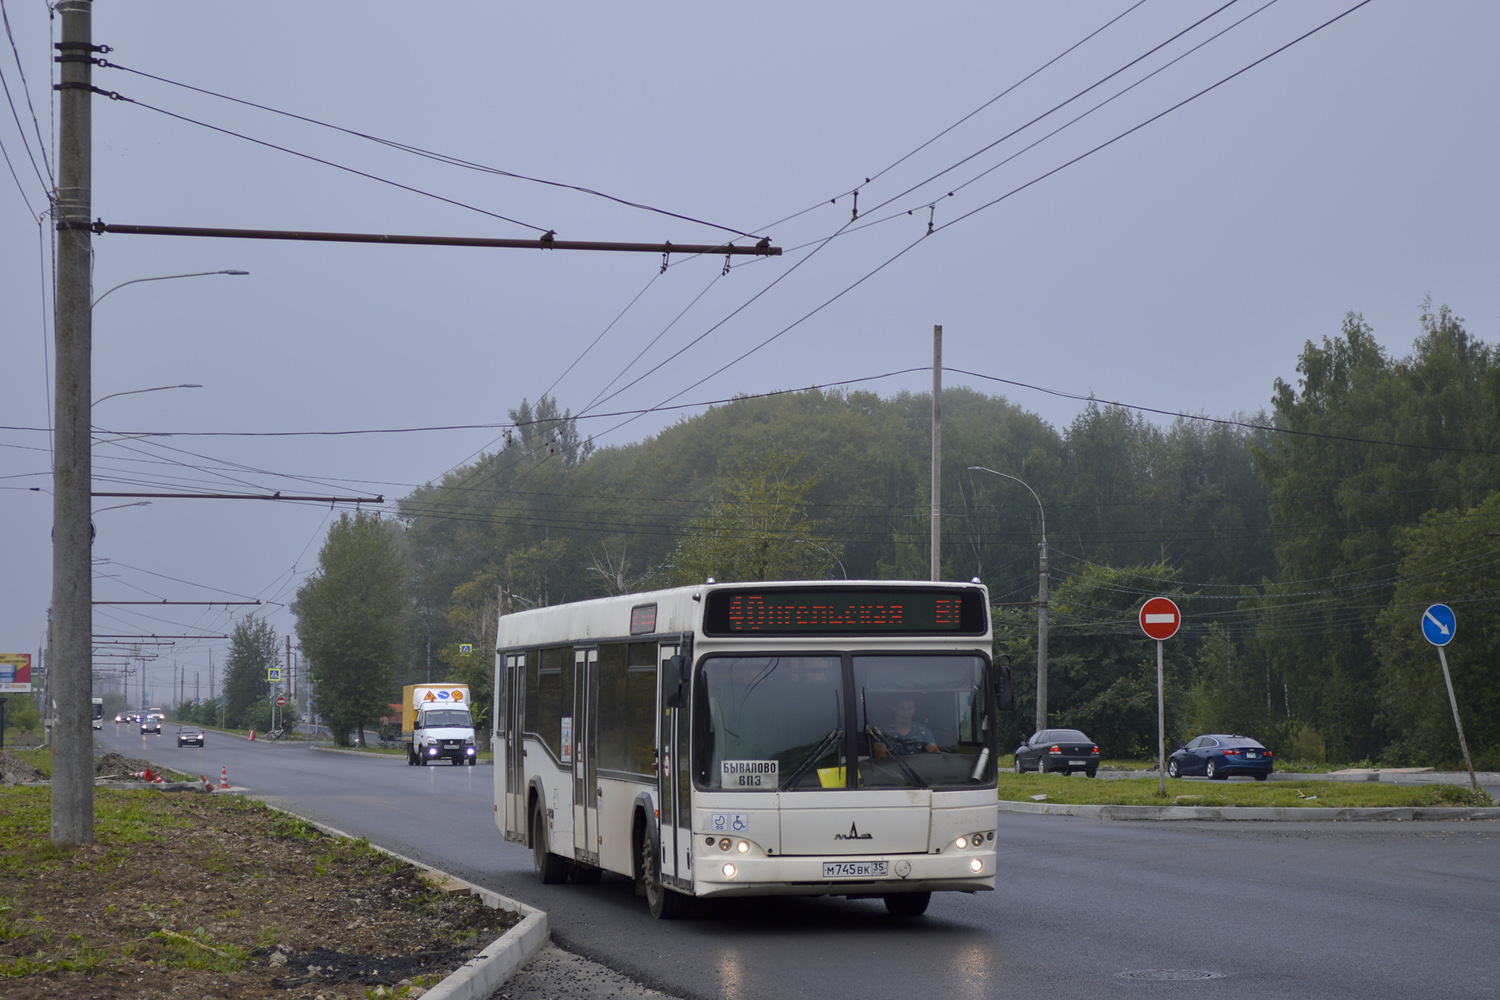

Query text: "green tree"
[294, 512, 406, 747]
[1374, 492, 1500, 768]
[437, 573, 500, 742]
[1250, 305, 1500, 759]
[1044, 563, 1193, 757]
[222, 616, 277, 728]
[660, 449, 842, 585]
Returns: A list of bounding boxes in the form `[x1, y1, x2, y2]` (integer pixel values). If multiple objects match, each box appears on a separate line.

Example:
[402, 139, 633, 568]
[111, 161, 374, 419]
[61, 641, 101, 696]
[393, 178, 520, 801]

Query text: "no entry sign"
[1139, 597, 1181, 641]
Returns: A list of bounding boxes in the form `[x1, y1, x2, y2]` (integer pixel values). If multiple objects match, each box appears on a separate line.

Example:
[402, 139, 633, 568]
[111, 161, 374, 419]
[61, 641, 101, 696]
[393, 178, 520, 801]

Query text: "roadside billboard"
[0, 653, 32, 693]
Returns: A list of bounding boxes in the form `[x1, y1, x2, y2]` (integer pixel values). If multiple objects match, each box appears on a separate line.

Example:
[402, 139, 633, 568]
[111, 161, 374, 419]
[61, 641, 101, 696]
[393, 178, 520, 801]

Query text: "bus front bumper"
[689, 850, 996, 898]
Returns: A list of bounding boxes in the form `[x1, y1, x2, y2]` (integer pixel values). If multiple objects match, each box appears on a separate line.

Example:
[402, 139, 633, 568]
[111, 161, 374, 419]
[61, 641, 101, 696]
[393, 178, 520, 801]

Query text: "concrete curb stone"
[310, 744, 495, 765]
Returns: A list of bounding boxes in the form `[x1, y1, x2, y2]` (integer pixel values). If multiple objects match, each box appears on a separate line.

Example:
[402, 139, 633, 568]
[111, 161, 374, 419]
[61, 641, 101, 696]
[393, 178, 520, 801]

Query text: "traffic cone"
[218, 766, 230, 789]
[248, 729, 256, 741]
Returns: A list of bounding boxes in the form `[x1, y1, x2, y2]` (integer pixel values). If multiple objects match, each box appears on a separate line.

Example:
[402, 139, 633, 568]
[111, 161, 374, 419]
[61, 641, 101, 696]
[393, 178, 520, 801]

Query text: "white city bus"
[493, 580, 1013, 918]
[91, 697, 104, 730]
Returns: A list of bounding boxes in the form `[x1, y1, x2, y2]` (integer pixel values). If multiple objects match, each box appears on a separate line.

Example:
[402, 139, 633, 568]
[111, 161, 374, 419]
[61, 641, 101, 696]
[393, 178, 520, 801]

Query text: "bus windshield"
[694, 652, 993, 792]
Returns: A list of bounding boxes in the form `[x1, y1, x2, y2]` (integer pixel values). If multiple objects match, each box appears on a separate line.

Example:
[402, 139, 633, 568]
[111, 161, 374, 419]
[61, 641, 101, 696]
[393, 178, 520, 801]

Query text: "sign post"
[1421, 604, 1478, 792]
[1140, 597, 1181, 797]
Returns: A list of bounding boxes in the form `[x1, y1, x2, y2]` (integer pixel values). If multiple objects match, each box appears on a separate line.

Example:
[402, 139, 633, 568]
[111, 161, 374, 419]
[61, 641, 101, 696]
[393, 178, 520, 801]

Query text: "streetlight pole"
[403, 611, 432, 683]
[968, 467, 1048, 731]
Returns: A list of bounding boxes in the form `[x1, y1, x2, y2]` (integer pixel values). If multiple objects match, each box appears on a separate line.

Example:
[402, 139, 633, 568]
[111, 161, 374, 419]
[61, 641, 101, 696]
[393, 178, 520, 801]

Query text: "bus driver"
[870, 695, 940, 757]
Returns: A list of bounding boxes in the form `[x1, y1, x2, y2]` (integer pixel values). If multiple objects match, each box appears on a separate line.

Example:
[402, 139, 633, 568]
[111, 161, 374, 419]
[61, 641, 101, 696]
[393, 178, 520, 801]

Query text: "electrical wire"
[933, 0, 1377, 237]
[0, 0, 47, 171]
[751, 0, 1152, 234]
[113, 93, 552, 234]
[101, 60, 764, 241]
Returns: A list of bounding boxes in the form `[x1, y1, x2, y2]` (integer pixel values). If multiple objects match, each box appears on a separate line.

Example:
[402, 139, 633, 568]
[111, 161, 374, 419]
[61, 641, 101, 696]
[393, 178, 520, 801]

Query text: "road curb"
[309, 744, 496, 765]
[267, 811, 549, 999]
[998, 800, 1500, 821]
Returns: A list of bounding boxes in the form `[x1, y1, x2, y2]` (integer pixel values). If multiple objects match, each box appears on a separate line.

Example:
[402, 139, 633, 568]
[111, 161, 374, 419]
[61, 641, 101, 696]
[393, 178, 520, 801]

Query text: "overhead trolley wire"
[750, 0, 1151, 235]
[632, 3, 1375, 443]
[100, 59, 765, 241]
[862, 0, 1249, 222]
[108, 93, 553, 234]
[933, 0, 1377, 237]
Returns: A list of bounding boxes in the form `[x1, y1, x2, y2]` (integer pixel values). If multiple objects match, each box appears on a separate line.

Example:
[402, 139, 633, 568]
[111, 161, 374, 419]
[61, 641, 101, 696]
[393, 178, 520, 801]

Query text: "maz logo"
[834, 822, 873, 841]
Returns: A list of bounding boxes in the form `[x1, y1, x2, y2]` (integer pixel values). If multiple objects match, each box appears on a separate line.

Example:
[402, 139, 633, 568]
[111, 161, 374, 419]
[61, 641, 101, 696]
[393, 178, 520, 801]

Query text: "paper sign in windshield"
[721, 759, 778, 789]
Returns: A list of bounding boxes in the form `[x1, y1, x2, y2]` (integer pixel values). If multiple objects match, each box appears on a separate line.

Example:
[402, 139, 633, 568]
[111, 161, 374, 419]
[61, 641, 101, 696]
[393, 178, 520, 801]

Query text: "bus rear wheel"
[531, 805, 568, 884]
[883, 892, 931, 917]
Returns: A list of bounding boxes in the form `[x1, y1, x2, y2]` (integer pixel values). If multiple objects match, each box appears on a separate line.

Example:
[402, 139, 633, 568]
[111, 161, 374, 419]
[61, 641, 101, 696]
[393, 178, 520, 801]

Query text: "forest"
[385, 304, 1499, 769]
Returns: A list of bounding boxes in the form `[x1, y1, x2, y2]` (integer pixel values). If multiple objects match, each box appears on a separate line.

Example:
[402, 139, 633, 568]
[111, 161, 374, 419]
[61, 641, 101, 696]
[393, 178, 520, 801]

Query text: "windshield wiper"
[866, 726, 927, 788]
[780, 729, 842, 790]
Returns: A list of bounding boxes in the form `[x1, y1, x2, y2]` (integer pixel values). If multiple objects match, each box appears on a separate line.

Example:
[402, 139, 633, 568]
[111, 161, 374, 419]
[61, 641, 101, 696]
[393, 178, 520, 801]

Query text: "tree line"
[237, 305, 1496, 766]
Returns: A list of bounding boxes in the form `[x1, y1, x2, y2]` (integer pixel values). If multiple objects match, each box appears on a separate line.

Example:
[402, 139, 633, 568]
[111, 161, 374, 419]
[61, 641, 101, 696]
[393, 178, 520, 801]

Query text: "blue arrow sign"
[1421, 604, 1456, 647]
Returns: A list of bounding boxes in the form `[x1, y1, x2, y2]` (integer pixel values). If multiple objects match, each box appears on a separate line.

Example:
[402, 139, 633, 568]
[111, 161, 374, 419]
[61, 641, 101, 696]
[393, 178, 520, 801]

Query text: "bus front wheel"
[883, 892, 931, 917]
[641, 835, 690, 919]
[531, 805, 568, 884]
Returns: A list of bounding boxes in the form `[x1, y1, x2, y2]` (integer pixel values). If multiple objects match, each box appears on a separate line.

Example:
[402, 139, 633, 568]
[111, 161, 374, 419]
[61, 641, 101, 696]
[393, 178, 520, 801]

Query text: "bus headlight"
[722, 863, 737, 878]
[955, 836, 968, 849]
[969, 858, 983, 873]
[736, 840, 749, 854]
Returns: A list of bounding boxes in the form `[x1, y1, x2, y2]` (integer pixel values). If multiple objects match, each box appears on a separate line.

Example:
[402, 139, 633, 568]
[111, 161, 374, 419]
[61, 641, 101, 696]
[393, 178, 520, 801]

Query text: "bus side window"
[524, 650, 540, 737]
[597, 643, 628, 770]
[626, 643, 656, 775]
[533, 646, 573, 761]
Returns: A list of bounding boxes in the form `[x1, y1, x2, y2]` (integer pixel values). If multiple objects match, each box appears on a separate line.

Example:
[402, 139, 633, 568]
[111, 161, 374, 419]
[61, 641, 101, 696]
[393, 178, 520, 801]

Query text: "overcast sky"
[2, 1, 1496, 707]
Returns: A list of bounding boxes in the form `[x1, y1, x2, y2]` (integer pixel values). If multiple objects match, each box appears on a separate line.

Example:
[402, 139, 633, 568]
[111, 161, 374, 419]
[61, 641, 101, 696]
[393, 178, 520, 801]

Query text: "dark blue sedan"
[1167, 734, 1273, 780]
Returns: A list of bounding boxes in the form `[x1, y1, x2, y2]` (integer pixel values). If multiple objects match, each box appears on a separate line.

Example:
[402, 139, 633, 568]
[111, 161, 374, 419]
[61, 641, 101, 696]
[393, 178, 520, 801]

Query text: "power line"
[105, 92, 552, 234]
[99, 59, 765, 240]
[949, 367, 1500, 458]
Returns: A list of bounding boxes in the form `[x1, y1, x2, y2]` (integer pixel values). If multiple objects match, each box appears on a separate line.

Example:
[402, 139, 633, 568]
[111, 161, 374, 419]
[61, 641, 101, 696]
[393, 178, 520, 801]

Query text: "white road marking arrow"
[1424, 609, 1450, 635]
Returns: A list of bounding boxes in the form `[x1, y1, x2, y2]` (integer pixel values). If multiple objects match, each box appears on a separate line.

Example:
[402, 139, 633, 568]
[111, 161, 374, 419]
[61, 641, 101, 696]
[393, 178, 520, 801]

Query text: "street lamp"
[968, 466, 1048, 731]
[93, 384, 202, 408]
[91, 269, 248, 310]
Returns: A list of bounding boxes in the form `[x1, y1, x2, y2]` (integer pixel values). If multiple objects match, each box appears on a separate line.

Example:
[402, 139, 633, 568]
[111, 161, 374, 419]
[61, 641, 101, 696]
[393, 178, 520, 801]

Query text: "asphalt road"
[97, 725, 1500, 1000]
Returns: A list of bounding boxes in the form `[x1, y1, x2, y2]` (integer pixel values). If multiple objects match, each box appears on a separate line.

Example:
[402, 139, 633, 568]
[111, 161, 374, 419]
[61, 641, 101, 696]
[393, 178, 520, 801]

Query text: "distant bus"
[495, 580, 1012, 919]
[91, 697, 104, 730]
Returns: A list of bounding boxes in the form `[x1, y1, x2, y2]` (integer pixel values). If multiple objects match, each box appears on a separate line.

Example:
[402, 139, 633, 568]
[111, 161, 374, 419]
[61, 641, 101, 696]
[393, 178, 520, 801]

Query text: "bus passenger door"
[503, 654, 525, 841]
[658, 645, 693, 890]
[573, 648, 599, 865]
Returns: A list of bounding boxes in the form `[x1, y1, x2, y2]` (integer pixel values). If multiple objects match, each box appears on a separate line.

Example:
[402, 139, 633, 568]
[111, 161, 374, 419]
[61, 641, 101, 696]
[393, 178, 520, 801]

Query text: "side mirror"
[993, 654, 1015, 712]
[664, 654, 690, 709]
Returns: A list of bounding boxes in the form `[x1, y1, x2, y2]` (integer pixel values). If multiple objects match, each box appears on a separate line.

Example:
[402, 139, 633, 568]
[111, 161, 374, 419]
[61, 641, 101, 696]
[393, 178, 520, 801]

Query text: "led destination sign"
[703, 587, 987, 636]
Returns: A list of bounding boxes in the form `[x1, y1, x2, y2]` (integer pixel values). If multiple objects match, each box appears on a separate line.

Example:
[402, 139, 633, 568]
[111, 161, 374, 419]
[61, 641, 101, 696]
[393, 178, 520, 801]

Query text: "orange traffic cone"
[248, 729, 256, 741]
[218, 766, 230, 789]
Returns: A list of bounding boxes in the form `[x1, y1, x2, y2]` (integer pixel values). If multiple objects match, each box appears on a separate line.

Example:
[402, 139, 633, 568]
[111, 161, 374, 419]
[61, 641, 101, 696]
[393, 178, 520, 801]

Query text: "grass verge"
[997, 772, 1494, 808]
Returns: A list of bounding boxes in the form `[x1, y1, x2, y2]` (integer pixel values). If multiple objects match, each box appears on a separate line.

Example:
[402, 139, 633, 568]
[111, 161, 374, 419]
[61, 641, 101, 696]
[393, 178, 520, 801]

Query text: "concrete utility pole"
[930, 325, 942, 582]
[51, 0, 94, 847]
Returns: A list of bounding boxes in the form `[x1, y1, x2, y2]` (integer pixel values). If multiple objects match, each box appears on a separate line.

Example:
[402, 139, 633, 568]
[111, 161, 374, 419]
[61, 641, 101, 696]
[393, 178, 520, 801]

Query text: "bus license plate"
[823, 860, 887, 879]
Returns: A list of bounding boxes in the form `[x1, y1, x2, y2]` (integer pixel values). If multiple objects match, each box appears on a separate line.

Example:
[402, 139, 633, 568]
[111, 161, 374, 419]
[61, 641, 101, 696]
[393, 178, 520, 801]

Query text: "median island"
[996, 771, 1492, 809]
[0, 748, 517, 999]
